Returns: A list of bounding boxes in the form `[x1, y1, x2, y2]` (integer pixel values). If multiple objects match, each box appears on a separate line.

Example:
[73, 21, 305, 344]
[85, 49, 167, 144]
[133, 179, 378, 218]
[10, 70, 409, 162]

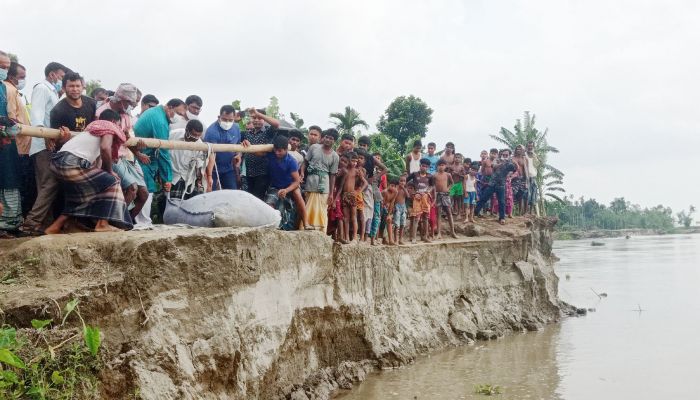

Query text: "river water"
[335, 234, 700, 399]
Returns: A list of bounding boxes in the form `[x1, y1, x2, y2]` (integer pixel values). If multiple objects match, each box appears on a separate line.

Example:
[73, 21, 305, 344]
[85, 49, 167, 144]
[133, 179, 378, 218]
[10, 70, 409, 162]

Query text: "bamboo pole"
[16, 124, 272, 153]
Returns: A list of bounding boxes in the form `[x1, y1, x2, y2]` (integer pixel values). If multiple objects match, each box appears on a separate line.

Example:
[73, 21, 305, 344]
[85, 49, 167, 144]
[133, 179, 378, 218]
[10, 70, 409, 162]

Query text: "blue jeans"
[476, 185, 506, 220]
[213, 169, 237, 190]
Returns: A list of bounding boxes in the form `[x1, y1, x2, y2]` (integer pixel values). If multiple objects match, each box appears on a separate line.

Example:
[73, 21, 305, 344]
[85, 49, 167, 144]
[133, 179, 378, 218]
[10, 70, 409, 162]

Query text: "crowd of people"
[0, 52, 540, 243]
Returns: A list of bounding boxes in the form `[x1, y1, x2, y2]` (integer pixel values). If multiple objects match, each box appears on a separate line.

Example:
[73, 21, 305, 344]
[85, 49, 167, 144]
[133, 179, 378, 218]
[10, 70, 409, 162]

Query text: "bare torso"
[434, 171, 452, 193]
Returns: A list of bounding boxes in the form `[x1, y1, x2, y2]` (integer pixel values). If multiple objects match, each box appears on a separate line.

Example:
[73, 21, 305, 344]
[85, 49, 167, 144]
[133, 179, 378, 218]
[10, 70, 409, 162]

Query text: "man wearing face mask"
[18, 62, 71, 234]
[169, 95, 203, 131]
[0, 51, 23, 237]
[3, 61, 34, 219]
[96, 83, 138, 135]
[203, 105, 241, 190]
[133, 98, 186, 226]
[241, 108, 280, 199]
[169, 119, 215, 199]
[96, 83, 150, 221]
[3, 62, 30, 155]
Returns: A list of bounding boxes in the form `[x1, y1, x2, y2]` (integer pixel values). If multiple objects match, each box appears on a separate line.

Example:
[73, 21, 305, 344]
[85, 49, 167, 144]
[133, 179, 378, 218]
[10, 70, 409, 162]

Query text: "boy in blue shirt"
[260, 135, 313, 230]
[425, 142, 440, 174]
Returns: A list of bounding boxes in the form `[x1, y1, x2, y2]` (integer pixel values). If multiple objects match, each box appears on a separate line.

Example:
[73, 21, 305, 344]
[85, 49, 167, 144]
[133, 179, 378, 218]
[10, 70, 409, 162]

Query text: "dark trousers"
[24, 150, 61, 228]
[246, 175, 270, 200]
[476, 185, 506, 220]
[19, 155, 36, 217]
[213, 169, 237, 190]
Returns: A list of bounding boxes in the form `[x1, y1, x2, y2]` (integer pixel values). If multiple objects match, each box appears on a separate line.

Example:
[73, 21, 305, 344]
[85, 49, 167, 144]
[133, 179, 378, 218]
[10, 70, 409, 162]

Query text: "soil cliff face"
[0, 217, 562, 399]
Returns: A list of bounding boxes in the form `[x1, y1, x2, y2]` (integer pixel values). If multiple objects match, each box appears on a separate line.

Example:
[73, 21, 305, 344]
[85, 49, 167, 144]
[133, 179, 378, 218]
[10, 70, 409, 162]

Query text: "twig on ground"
[136, 288, 149, 326]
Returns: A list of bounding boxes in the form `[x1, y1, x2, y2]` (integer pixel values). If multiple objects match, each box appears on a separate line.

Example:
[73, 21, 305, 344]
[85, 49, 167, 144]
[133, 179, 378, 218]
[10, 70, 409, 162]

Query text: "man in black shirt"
[241, 108, 280, 199]
[20, 72, 89, 234]
[475, 149, 517, 224]
[50, 72, 96, 131]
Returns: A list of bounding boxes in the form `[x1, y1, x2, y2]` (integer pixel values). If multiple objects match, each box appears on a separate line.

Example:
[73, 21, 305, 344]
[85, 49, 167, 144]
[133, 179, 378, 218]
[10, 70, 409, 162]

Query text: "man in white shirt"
[22, 62, 70, 234]
[168, 119, 214, 200]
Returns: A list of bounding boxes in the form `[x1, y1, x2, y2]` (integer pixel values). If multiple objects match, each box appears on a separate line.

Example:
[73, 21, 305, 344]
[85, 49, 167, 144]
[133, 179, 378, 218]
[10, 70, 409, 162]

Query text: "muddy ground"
[0, 216, 564, 399]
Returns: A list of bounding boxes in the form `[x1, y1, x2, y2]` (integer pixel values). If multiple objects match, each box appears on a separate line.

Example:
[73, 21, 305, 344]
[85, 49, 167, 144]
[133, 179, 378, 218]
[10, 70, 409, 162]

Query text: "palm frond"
[547, 186, 566, 193]
[545, 193, 566, 203]
[543, 171, 562, 180]
[543, 164, 564, 176]
[489, 135, 512, 147]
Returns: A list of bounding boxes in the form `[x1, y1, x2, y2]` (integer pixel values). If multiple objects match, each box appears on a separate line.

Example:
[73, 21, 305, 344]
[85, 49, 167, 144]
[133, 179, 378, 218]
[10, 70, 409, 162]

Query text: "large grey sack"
[163, 190, 281, 228]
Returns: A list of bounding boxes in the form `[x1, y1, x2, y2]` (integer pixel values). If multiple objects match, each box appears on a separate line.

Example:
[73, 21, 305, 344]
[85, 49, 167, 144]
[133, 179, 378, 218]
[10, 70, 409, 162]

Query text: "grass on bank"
[0, 298, 102, 399]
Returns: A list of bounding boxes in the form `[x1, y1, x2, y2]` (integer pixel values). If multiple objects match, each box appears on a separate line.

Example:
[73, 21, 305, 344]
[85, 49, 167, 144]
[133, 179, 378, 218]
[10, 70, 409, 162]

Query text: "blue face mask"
[53, 80, 62, 92]
[0, 68, 8, 81]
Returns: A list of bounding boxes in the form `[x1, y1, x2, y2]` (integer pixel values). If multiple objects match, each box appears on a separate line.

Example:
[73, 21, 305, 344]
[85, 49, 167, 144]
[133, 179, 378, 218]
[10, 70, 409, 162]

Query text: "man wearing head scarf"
[96, 83, 149, 223]
[44, 110, 132, 234]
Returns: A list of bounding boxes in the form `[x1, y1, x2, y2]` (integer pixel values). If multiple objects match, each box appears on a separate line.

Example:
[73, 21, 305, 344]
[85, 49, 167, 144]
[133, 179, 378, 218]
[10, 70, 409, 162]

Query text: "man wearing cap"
[96, 83, 149, 222]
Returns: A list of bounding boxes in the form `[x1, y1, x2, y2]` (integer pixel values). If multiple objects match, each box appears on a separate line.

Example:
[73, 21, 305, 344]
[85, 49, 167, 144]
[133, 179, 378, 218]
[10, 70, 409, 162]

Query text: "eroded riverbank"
[0, 216, 566, 399]
[335, 234, 700, 400]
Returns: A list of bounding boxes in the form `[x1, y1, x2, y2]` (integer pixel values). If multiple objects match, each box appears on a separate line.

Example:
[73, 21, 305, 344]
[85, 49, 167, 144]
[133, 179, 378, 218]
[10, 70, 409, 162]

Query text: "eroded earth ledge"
[0, 217, 564, 399]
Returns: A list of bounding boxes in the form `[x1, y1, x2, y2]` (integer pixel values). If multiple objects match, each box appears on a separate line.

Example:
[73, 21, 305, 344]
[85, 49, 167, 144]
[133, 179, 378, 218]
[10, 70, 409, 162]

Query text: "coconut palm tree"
[329, 106, 369, 136]
[491, 111, 565, 215]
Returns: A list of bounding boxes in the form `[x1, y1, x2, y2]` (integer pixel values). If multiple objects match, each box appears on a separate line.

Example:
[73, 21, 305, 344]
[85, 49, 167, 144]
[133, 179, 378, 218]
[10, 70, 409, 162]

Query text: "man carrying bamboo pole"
[44, 110, 132, 234]
[97, 83, 149, 222]
[132, 98, 186, 226]
[204, 105, 241, 190]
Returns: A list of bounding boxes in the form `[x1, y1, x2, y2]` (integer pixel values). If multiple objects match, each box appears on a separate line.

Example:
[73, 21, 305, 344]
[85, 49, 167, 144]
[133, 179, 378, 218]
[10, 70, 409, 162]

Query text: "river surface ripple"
[335, 234, 700, 399]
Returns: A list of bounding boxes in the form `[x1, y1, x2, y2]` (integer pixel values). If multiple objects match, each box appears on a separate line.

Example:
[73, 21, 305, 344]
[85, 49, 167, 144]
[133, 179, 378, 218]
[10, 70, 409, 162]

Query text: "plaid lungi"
[0, 188, 22, 230]
[169, 178, 202, 201]
[50, 152, 132, 229]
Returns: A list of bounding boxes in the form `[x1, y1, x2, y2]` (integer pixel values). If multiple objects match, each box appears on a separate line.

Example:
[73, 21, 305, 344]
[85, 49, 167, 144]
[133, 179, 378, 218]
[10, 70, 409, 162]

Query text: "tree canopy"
[377, 95, 433, 153]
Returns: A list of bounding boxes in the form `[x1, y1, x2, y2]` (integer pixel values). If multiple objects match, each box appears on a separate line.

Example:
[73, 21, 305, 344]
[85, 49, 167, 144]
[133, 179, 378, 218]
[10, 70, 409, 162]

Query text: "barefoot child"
[449, 153, 465, 217]
[462, 157, 472, 218]
[328, 154, 348, 242]
[464, 166, 478, 222]
[407, 158, 434, 243]
[380, 177, 398, 245]
[393, 174, 409, 245]
[434, 159, 457, 239]
[354, 153, 369, 241]
[336, 152, 362, 242]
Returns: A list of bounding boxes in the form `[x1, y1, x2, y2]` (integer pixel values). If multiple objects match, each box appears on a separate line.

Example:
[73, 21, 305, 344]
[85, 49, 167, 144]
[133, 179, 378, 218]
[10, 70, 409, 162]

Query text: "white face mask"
[17, 79, 26, 90]
[219, 120, 234, 131]
[186, 110, 198, 120]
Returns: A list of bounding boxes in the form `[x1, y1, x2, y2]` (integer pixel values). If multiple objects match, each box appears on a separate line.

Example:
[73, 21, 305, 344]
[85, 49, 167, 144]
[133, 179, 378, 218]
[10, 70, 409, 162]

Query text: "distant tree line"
[545, 196, 682, 231]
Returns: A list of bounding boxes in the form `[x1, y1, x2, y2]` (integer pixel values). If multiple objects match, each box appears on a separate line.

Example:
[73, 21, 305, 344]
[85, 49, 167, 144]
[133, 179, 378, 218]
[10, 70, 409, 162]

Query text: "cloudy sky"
[6, 0, 699, 213]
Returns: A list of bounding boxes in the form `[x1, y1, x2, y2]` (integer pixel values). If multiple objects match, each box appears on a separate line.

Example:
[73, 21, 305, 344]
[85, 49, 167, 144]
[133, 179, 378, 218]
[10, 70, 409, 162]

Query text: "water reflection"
[336, 234, 700, 400]
[336, 324, 563, 399]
